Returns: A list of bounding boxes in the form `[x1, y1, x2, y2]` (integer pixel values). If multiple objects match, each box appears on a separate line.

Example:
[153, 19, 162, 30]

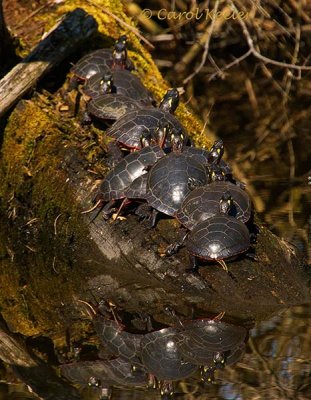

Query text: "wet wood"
[0, 8, 97, 117]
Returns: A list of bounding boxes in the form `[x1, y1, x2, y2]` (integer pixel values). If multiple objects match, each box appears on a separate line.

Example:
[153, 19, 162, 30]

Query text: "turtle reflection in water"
[177, 317, 247, 366]
[140, 326, 198, 397]
[93, 315, 143, 365]
[61, 358, 147, 388]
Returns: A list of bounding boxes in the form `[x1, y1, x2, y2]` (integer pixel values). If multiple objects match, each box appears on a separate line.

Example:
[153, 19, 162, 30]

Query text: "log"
[0, 8, 97, 117]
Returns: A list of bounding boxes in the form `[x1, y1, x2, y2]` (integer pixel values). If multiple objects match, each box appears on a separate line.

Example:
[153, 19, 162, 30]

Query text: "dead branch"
[0, 8, 97, 117]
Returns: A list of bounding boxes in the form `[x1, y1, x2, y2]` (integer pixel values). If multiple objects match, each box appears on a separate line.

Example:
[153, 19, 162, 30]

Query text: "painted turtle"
[177, 318, 247, 365]
[92, 144, 165, 218]
[61, 358, 147, 387]
[69, 35, 134, 90]
[183, 140, 232, 176]
[185, 192, 251, 272]
[83, 70, 154, 105]
[84, 94, 143, 122]
[176, 181, 252, 230]
[93, 316, 143, 365]
[140, 327, 197, 380]
[142, 151, 209, 226]
[106, 88, 188, 151]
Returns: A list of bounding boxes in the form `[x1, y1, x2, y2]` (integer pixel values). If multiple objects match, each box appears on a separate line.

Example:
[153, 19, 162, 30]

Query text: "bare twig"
[54, 213, 62, 236]
[229, 0, 311, 71]
[208, 49, 252, 81]
[183, 0, 220, 85]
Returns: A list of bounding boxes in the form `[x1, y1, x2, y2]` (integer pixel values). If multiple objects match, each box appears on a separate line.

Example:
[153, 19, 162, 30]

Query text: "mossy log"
[0, 0, 310, 354]
[0, 8, 97, 117]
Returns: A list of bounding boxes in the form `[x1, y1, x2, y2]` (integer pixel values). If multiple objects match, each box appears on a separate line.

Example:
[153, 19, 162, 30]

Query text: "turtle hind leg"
[149, 209, 159, 228]
[185, 255, 199, 273]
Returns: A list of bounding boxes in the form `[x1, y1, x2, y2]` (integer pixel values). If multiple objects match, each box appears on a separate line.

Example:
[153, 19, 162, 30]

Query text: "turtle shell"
[93, 316, 143, 365]
[177, 319, 247, 365]
[145, 153, 209, 216]
[106, 109, 188, 150]
[87, 94, 142, 121]
[95, 145, 165, 203]
[71, 49, 134, 81]
[140, 327, 197, 380]
[123, 174, 148, 199]
[61, 358, 147, 387]
[186, 215, 250, 260]
[84, 70, 154, 105]
[225, 342, 246, 366]
[177, 181, 252, 230]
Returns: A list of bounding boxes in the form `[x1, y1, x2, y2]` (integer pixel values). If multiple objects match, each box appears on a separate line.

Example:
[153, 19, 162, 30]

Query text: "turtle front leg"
[165, 229, 188, 256]
[81, 110, 92, 126]
[68, 75, 81, 92]
[134, 203, 153, 221]
[102, 200, 117, 219]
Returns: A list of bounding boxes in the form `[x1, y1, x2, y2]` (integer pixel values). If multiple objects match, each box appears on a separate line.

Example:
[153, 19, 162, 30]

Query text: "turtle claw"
[165, 244, 178, 256]
[81, 111, 92, 126]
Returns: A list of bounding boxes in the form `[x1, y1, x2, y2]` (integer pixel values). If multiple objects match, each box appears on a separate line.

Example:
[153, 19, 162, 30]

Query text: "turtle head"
[208, 164, 226, 182]
[140, 130, 154, 148]
[213, 351, 227, 370]
[113, 41, 127, 68]
[219, 191, 234, 215]
[209, 139, 224, 164]
[159, 380, 174, 398]
[88, 376, 101, 388]
[200, 365, 215, 384]
[116, 34, 127, 45]
[99, 73, 113, 94]
[155, 121, 171, 148]
[159, 88, 180, 113]
[170, 127, 185, 153]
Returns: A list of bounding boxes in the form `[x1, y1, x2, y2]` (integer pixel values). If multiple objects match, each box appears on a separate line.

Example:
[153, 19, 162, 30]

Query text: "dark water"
[1, 305, 311, 399]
